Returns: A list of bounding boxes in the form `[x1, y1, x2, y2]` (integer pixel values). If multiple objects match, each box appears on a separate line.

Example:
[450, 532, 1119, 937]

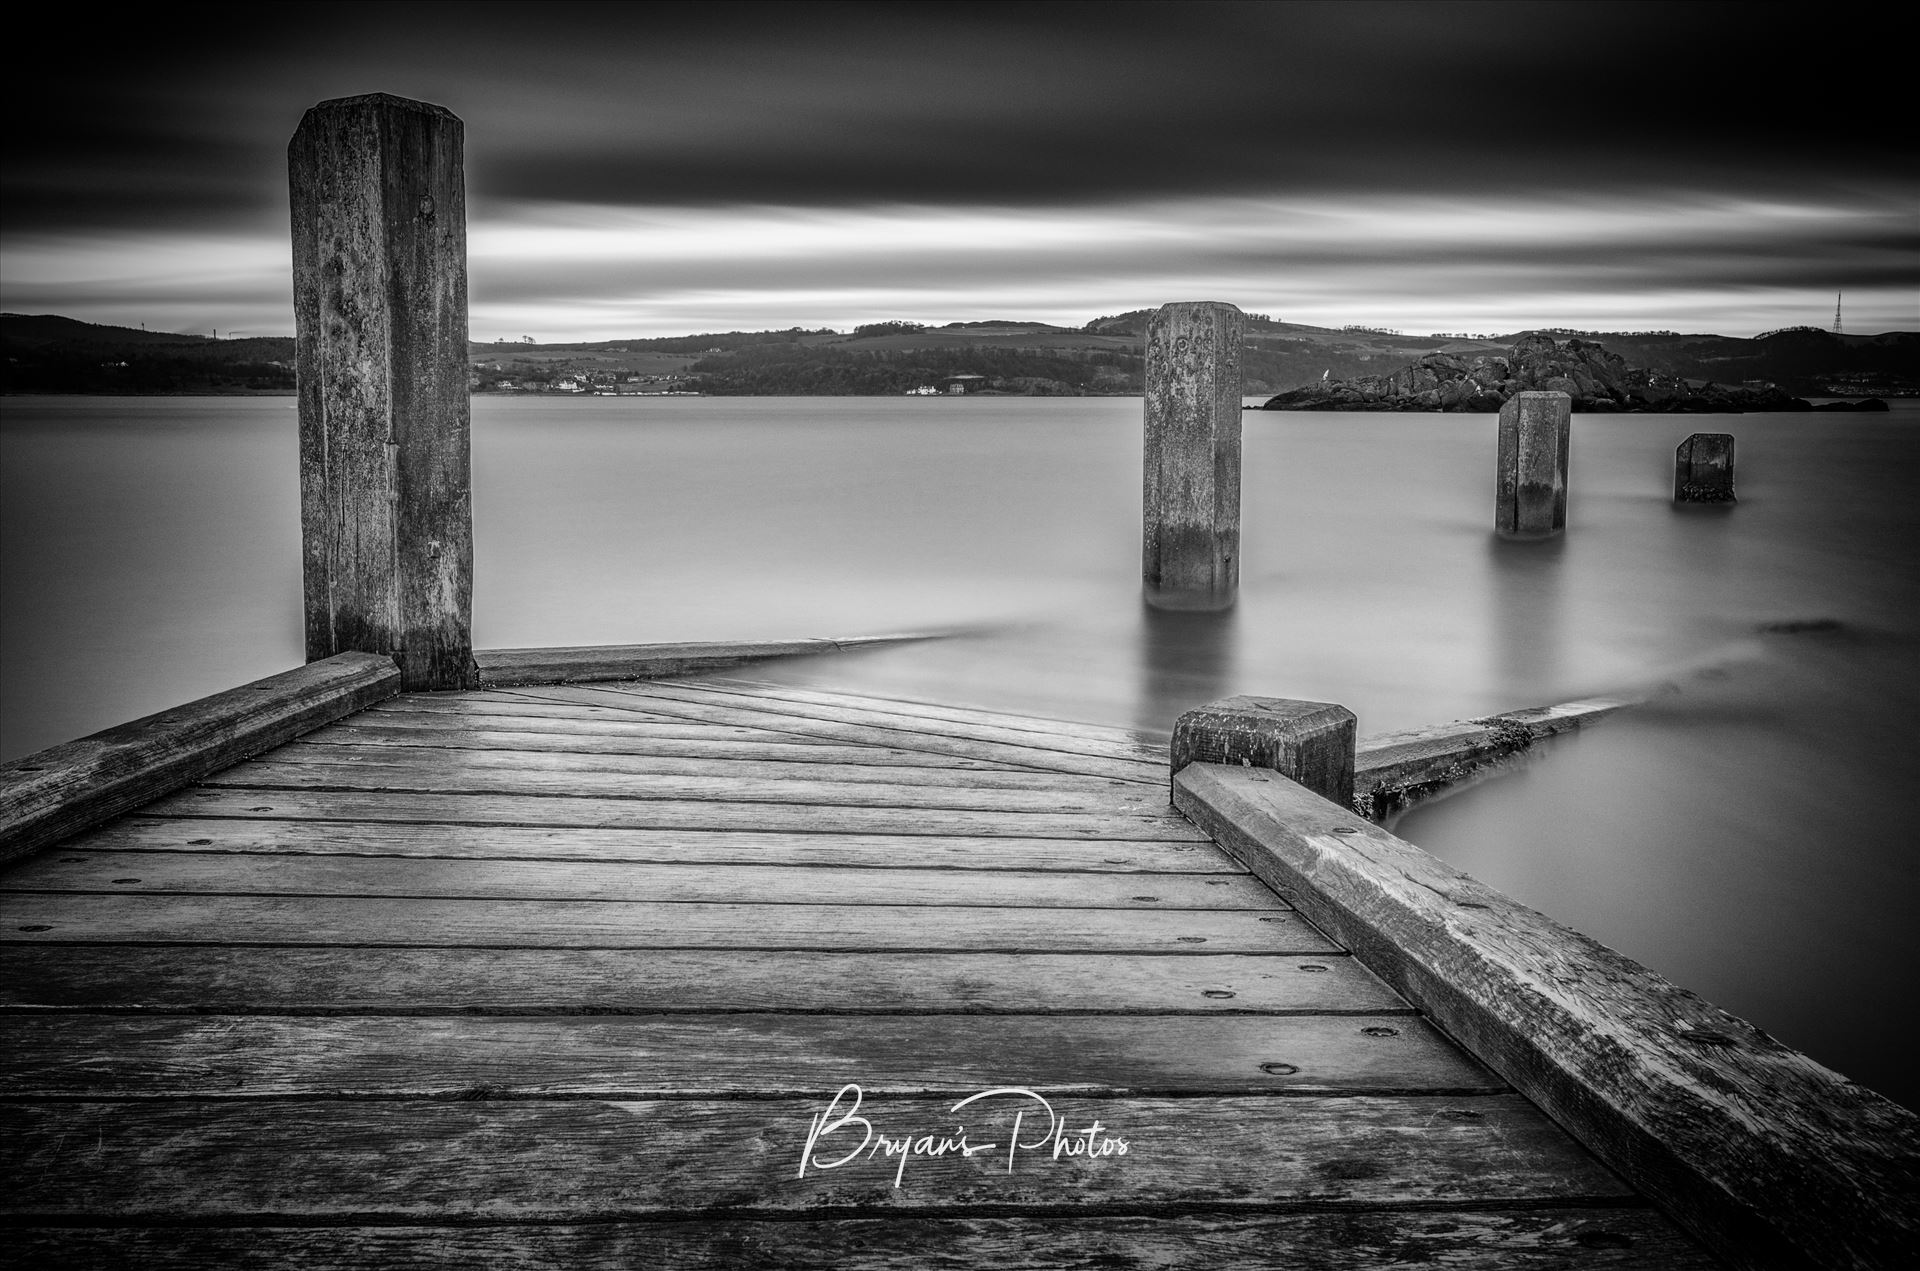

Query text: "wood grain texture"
[50, 817, 1224, 871]
[302, 720, 1029, 769]
[0, 1209, 1717, 1270]
[338, 706, 852, 743]
[692, 677, 1161, 748]
[1494, 391, 1570, 539]
[1172, 696, 1356, 809]
[274, 739, 1124, 788]
[134, 787, 1209, 840]
[0, 947, 1404, 1016]
[291, 93, 473, 690]
[373, 689, 1166, 783]
[607, 681, 1166, 764]
[0, 653, 399, 865]
[0, 850, 1281, 910]
[1143, 301, 1243, 609]
[200, 757, 1162, 814]
[1674, 432, 1736, 503]
[0, 892, 1338, 952]
[1175, 761, 1920, 1271]
[476, 636, 930, 686]
[544, 683, 1168, 771]
[0, 1013, 1496, 1098]
[0, 1094, 1632, 1219]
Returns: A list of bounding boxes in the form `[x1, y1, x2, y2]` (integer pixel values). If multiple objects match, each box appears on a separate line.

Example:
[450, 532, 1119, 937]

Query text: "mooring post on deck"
[289, 93, 475, 691]
[1495, 390, 1571, 539]
[1143, 301, 1244, 610]
[1674, 432, 1736, 503]
[1172, 695, 1356, 810]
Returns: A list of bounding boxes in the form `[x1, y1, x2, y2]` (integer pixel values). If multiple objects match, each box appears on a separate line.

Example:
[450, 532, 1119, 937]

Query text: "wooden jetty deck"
[1, 674, 1729, 1267]
[6, 90, 1915, 1270]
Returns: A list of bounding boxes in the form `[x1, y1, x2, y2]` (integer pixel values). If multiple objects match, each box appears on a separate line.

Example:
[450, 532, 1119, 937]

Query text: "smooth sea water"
[3, 393, 1917, 1109]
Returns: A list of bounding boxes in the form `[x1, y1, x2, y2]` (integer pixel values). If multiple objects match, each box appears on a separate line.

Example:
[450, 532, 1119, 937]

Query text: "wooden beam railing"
[1172, 695, 1920, 1271]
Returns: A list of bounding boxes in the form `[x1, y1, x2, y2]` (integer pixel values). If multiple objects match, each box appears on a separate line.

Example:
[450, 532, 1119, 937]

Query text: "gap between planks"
[39, 819, 1230, 872]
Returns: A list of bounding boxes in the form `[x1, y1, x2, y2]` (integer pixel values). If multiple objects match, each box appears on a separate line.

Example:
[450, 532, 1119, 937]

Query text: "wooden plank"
[0, 893, 1337, 952]
[0, 1094, 1634, 1218]
[291, 94, 473, 692]
[249, 739, 1135, 794]
[0, 1209, 1717, 1270]
[135, 788, 1211, 841]
[364, 691, 1157, 779]
[591, 682, 1167, 765]
[0, 851, 1282, 910]
[1175, 762, 1920, 1271]
[0, 1013, 1499, 1098]
[367, 694, 713, 727]
[697, 676, 1160, 748]
[305, 720, 1028, 769]
[201, 758, 1165, 815]
[50, 817, 1228, 872]
[0, 948, 1404, 1016]
[476, 635, 930, 687]
[500, 685, 1166, 783]
[341, 706, 849, 744]
[0, 653, 400, 865]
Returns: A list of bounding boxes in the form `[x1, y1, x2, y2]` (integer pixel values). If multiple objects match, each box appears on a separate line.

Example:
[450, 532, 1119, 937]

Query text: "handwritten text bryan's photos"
[798, 1084, 1131, 1187]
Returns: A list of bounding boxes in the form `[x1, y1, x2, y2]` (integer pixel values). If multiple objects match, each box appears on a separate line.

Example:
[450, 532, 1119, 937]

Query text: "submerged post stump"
[1675, 433, 1736, 503]
[1172, 695, 1356, 810]
[1143, 301, 1244, 610]
[290, 93, 475, 691]
[1495, 390, 1571, 539]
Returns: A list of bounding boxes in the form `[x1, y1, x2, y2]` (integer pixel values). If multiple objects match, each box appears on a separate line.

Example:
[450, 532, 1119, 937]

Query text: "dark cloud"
[5, 0, 1909, 235]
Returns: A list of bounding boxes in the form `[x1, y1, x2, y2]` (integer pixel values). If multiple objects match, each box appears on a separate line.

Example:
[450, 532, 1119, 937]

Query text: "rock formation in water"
[1259, 334, 1815, 413]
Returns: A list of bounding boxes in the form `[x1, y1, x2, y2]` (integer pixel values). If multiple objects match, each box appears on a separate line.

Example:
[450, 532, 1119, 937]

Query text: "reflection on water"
[2, 393, 1916, 1110]
[1136, 605, 1238, 727]
[1486, 534, 1567, 700]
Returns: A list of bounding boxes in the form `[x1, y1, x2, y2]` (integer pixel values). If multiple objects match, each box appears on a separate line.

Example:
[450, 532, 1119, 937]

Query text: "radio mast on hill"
[1833, 292, 1843, 334]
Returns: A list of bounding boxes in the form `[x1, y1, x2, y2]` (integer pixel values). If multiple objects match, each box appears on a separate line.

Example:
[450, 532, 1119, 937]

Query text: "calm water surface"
[3, 394, 1916, 1109]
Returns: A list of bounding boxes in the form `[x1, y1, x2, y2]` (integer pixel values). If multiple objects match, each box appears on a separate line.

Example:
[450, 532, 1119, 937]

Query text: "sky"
[3, 1, 1913, 341]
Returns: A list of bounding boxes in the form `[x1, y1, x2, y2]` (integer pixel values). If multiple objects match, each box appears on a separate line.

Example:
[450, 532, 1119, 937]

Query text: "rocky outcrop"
[1260, 335, 1815, 413]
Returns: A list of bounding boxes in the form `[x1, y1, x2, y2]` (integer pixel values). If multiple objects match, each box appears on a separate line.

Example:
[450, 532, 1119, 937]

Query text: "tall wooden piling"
[1495, 390, 1571, 539]
[1144, 301, 1244, 610]
[290, 93, 474, 691]
[1675, 433, 1736, 503]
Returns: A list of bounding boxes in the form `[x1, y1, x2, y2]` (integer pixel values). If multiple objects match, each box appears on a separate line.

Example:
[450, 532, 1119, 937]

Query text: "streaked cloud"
[3, 3, 1912, 340]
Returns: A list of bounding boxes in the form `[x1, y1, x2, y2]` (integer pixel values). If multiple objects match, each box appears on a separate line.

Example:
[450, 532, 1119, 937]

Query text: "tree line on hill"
[6, 312, 1913, 399]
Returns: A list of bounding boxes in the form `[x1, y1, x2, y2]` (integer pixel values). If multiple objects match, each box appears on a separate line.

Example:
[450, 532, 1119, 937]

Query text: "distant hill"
[470, 316, 1916, 399]
[2, 314, 295, 394]
[8, 312, 1914, 398]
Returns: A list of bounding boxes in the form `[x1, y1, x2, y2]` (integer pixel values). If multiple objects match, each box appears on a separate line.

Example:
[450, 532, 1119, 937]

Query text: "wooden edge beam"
[473, 633, 942, 688]
[1172, 761, 1920, 1271]
[0, 653, 401, 865]
[1353, 695, 1631, 824]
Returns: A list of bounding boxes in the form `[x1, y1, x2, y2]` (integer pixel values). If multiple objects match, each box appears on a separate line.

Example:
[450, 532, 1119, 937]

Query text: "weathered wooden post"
[1171, 695, 1356, 810]
[1675, 432, 1736, 503]
[290, 93, 475, 690]
[1495, 390, 1571, 539]
[1143, 301, 1243, 610]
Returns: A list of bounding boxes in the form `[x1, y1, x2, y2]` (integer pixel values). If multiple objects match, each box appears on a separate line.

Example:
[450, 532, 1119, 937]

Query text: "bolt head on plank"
[1172, 695, 1356, 809]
